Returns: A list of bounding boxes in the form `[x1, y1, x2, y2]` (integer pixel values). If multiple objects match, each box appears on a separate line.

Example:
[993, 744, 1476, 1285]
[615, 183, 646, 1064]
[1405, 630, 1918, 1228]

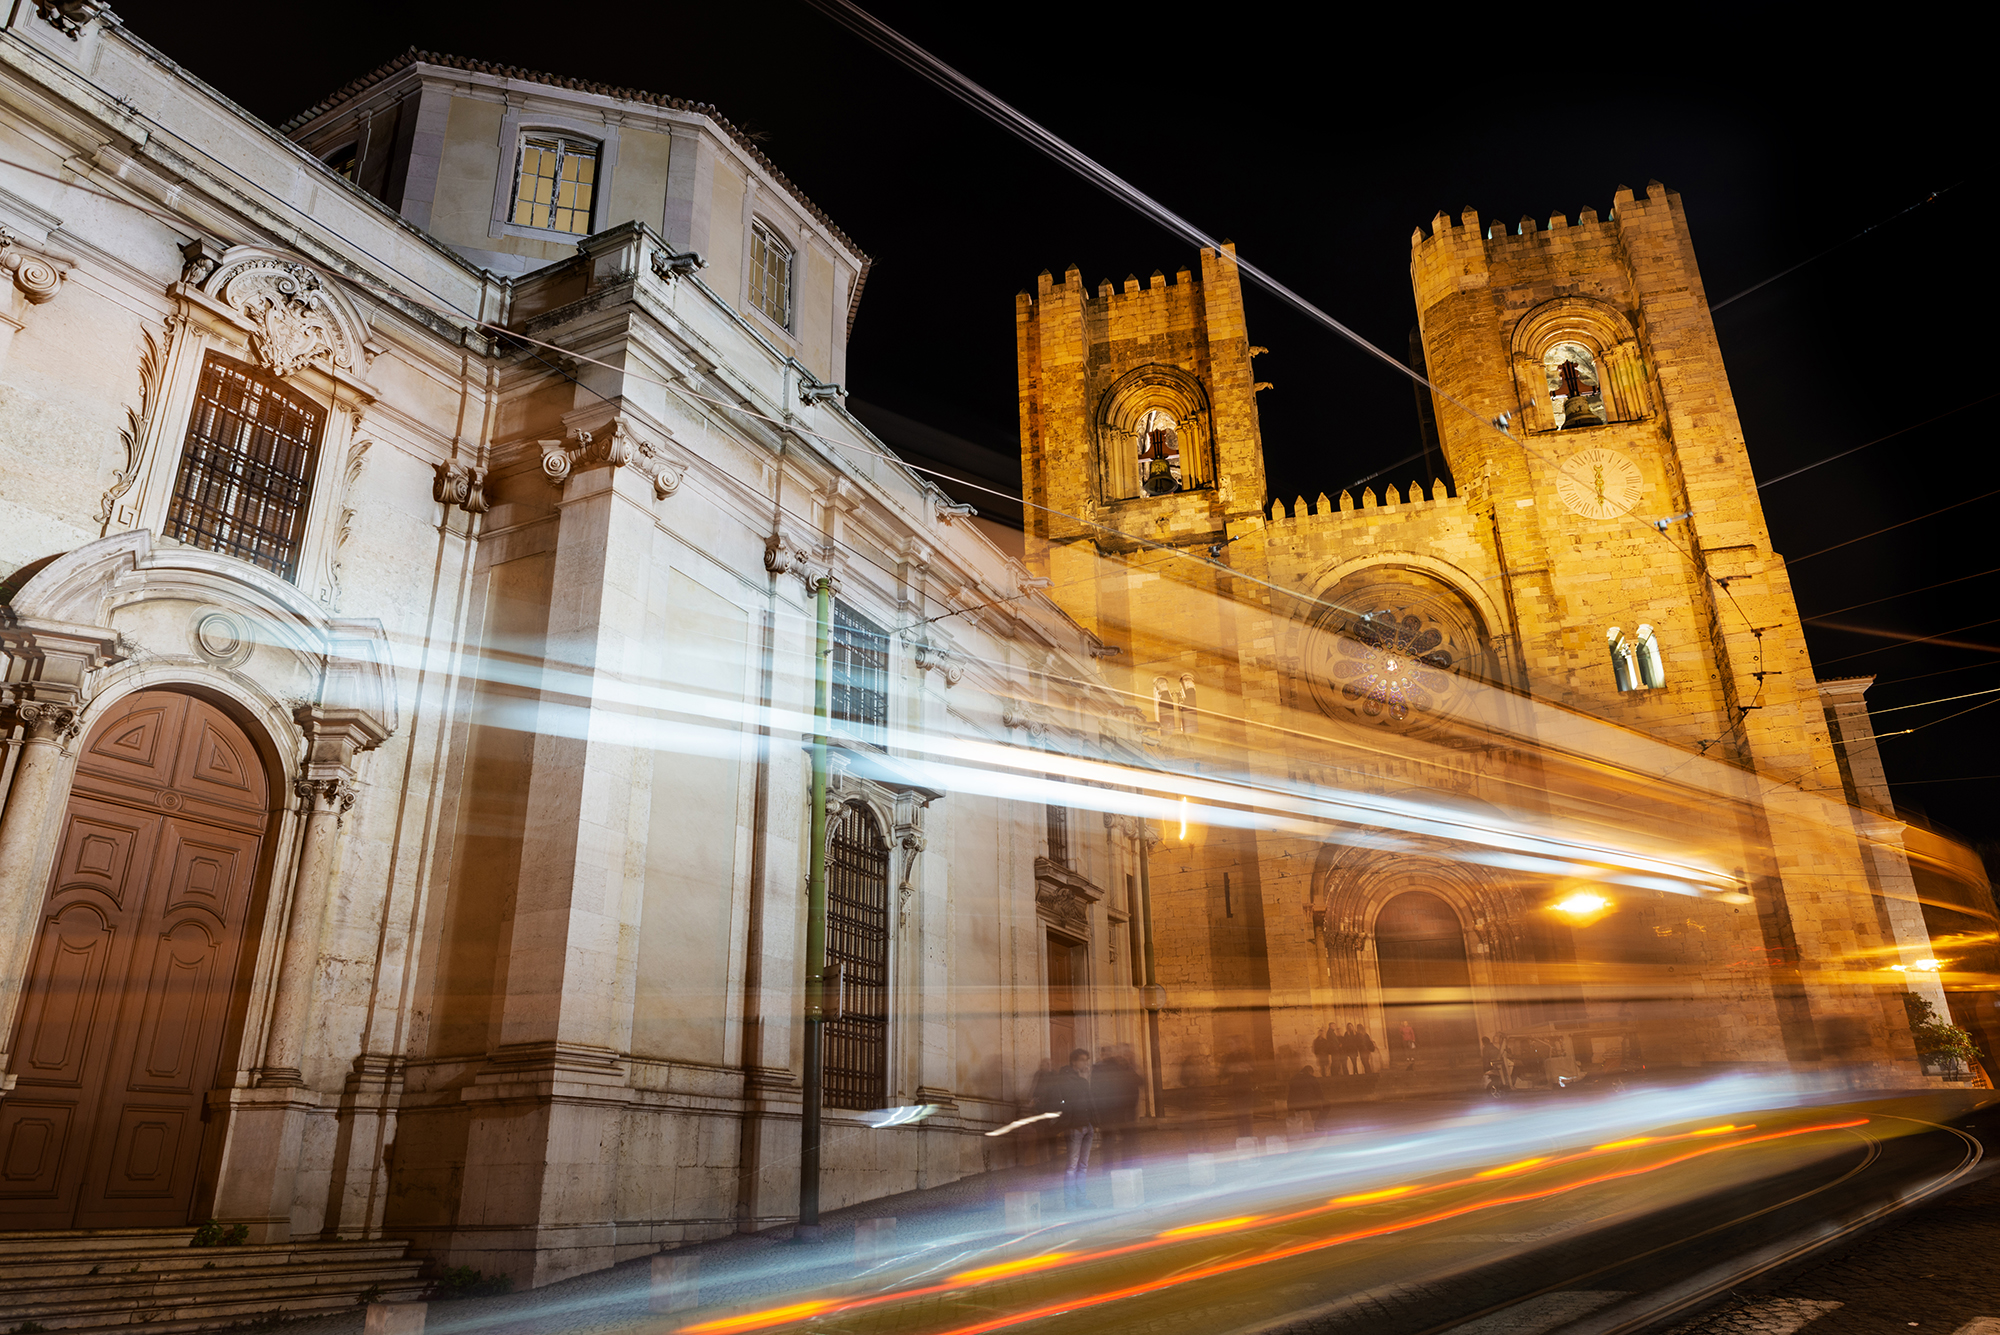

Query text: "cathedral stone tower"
[1017, 187, 1945, 1091]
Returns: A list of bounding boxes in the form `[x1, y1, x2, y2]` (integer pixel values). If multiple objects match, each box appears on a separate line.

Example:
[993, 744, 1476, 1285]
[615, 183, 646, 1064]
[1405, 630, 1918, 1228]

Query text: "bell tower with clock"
[1408, 182, 1800, 760]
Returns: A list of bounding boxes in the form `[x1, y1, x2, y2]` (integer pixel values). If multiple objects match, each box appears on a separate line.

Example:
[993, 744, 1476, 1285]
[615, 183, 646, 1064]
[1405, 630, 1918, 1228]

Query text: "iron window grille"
[164, 352, 324, 581]
[511, 134, 598, 236]
[825, 804, 890, 1110]
[831, 605, 889, 745]
[749, 221, 793, 328]
[1046, 798, 1070, 867]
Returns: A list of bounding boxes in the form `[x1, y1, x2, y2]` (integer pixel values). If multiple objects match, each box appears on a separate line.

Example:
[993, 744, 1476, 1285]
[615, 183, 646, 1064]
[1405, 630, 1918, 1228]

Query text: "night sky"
[111, 3, 1994, 849]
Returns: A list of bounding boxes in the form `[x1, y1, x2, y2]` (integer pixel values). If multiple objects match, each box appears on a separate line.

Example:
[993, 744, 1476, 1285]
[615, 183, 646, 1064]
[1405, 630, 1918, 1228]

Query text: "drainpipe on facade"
[798, 574, 834, 1240]
[1138, 822, 1165, 1118]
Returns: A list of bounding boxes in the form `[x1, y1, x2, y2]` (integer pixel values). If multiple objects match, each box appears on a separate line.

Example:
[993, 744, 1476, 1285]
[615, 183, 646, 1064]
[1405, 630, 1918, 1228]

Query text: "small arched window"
[1543, 340, 1606, 429]
[1153, 676, 1179, 731]
[1178, 673, 1199, 736]
[1607, 625, 1666, 692]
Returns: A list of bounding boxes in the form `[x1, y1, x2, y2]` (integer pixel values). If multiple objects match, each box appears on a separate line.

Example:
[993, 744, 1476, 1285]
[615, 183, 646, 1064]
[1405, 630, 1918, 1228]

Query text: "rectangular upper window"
[831, 604, 889, 745]
[748, 221, 793, 328]
[164, 352, 324, 581]
[511, 135, 598, 236]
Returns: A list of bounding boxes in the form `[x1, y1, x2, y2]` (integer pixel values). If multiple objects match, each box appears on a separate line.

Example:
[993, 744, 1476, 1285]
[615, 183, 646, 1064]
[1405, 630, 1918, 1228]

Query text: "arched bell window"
[1136, 407, 1183, 496]
[1544, 341, 1607, 429]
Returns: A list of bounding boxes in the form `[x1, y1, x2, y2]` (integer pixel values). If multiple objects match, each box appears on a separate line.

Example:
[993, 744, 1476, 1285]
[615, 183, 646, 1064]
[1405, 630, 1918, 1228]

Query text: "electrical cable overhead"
[1801, 565, 2000, 622]
[1710, 182, 1962, 313]
[1756, 393, 1997, 490]
[1787, 486, 2000, 566]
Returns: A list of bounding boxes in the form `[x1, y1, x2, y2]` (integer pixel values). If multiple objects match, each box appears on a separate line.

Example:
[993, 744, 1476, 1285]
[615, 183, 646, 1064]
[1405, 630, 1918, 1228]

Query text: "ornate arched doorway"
[0, 690, 271, 1228]
[1375, 891, 1480, 1071]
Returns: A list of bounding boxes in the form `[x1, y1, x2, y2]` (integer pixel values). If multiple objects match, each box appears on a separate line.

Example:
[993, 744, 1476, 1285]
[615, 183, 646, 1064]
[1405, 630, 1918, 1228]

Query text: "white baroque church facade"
[0, 13, 1154, 1285]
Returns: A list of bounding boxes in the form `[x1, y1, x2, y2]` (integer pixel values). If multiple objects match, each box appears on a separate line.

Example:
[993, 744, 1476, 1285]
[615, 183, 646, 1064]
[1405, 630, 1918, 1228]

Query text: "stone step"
[2, 1253, 421, 1302]
[0, 1227, 199, 1256]
[0, 1235, 424, 1335]
[0, 1240, 412, 1283]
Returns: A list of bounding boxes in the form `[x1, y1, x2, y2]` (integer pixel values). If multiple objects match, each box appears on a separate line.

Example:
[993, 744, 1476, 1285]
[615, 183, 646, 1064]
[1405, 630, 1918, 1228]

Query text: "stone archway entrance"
[1375, 890, 1480, 1072]
[0, 690, 271, 1229]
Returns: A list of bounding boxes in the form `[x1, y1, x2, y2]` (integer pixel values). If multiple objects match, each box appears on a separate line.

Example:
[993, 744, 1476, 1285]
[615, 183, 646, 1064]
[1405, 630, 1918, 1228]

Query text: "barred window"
[164, 353, 324, 581]
[511, 134, 598, 236]
[831, 605, 889, 745]
[1046, 798, 1070, 867]
[826, 804, 889, 1110]
[748, 221, 793, 328]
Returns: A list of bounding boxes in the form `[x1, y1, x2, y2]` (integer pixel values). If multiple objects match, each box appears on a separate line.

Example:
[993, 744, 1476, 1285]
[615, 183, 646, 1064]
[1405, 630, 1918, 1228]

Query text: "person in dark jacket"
[1358, 1025, 1378, 1074]
[1049, 1047, 1098, 1208]
[1312, 1026, 1333, 1078]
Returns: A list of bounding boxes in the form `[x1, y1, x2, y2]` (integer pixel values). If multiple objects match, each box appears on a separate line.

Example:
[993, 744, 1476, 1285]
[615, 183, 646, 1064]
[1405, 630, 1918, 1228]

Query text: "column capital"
[293, 775, 359, 815]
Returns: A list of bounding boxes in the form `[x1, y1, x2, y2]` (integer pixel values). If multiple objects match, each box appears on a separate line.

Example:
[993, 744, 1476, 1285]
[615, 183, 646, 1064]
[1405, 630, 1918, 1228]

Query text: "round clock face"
[1556, 446, 1644, 520]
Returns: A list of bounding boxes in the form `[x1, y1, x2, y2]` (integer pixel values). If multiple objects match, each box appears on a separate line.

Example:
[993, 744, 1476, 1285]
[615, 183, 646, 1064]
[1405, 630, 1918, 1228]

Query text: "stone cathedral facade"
[1017, 189, 1979, 1089]
[0, 11, 1160, 1291]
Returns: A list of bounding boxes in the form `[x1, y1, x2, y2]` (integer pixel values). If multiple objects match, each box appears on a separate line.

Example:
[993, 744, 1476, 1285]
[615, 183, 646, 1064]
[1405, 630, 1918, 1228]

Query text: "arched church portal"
[0, 690, 274, 1228]
[1374, 890, 1480, 1070]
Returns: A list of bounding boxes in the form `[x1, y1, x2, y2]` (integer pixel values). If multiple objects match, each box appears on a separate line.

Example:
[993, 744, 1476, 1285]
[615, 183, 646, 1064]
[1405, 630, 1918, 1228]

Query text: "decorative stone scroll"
[0, 230, 68, 304]
[432, 460, 491, 515]
[913, 640, 963, 687]
[33, 0, 106, 38]
[207, 256, 358, 378]
[540, 418, 684, 499]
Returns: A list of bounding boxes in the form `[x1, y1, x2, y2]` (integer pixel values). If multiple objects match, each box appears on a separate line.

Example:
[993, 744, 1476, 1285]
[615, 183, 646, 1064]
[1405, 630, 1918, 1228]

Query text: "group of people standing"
[1312, 1021, 1379, 1077]
[1031, 1045, 1143, 1209]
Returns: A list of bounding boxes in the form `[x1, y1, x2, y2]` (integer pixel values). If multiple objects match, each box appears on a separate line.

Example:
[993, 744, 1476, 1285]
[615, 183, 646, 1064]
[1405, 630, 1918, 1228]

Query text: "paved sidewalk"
[1671, 1162, 2000, 1335]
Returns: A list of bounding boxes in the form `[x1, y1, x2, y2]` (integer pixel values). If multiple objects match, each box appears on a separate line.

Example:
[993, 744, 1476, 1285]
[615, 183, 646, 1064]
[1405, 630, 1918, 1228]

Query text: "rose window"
[1332, 612, 1454, 721]
[1300, 578, 1484, 735]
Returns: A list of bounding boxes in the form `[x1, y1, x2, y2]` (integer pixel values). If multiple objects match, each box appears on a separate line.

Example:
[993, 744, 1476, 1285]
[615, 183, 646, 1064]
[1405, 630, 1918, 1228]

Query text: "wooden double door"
[0, 691, 271, 1229]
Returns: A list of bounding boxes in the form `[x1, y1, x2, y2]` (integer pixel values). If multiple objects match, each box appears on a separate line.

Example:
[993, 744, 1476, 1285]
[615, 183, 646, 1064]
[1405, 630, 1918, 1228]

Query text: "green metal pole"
[799, 574, 833, 1240]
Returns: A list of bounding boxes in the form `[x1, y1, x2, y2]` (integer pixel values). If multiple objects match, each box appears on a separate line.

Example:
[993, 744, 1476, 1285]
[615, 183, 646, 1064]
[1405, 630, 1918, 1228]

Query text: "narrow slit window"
[1179, 674, 1198, 736]
[749, 221, 793, 328]
[1634, 624, 1666, 688]
[164, 352, 324, 581]
[1153, 676, 1179, 731]
[511, 135, 598, 236]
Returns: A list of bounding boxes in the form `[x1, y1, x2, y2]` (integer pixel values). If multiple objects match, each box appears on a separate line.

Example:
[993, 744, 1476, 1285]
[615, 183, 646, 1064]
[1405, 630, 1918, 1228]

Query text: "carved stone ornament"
[16, 699, 83, 744]
[0, 229, 70, 305]
[100, 319, 171, 529]
[540, 419, 683, 499]
[913, 640, 963, 687]
[764, 529, 812, 577]
[207, 255, 358, 379]
[33, 0, 106, 39]
[433, 459, 491, 515]
[295, 775, 359, 815]
[896, 830, 927, 929]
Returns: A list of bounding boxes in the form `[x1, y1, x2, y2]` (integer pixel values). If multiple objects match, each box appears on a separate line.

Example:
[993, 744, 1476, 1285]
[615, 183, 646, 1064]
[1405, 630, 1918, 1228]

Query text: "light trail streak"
[675, 1117, 1866, 1335]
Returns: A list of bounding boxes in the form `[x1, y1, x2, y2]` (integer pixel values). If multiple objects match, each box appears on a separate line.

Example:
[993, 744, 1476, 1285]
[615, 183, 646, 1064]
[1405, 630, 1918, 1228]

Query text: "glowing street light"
[1553, 892, 1610, 918]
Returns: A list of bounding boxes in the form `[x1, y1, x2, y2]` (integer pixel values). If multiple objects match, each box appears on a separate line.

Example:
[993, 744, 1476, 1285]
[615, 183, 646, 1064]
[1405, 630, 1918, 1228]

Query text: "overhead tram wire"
[1787, 486, 2000, 567]
[1801, 565, 2000, 622]
[1756, 393, 1997, 491]
[1709, 182, 1963, 313]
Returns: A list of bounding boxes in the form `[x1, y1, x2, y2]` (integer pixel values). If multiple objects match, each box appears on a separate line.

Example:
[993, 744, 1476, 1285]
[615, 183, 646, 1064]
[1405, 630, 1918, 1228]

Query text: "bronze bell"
[1560, 394, 1605, 429]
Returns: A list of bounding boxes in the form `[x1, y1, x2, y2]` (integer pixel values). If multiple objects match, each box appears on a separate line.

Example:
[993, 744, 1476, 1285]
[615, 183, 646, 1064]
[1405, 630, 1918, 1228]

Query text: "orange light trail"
[675, 1117, 1862, 1335]
[1476, 1157, 1549, 1177]
[950, 1254, 1075, 1283]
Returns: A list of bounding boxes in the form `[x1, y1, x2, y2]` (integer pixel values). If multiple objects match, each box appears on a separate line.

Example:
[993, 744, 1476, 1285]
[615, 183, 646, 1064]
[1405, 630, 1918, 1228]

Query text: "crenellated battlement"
[1265, 477, 1459, 526]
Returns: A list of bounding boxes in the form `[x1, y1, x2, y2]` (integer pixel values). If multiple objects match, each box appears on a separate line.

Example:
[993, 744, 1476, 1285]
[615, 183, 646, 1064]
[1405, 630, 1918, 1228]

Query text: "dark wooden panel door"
[0, 691, 268, 1229]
